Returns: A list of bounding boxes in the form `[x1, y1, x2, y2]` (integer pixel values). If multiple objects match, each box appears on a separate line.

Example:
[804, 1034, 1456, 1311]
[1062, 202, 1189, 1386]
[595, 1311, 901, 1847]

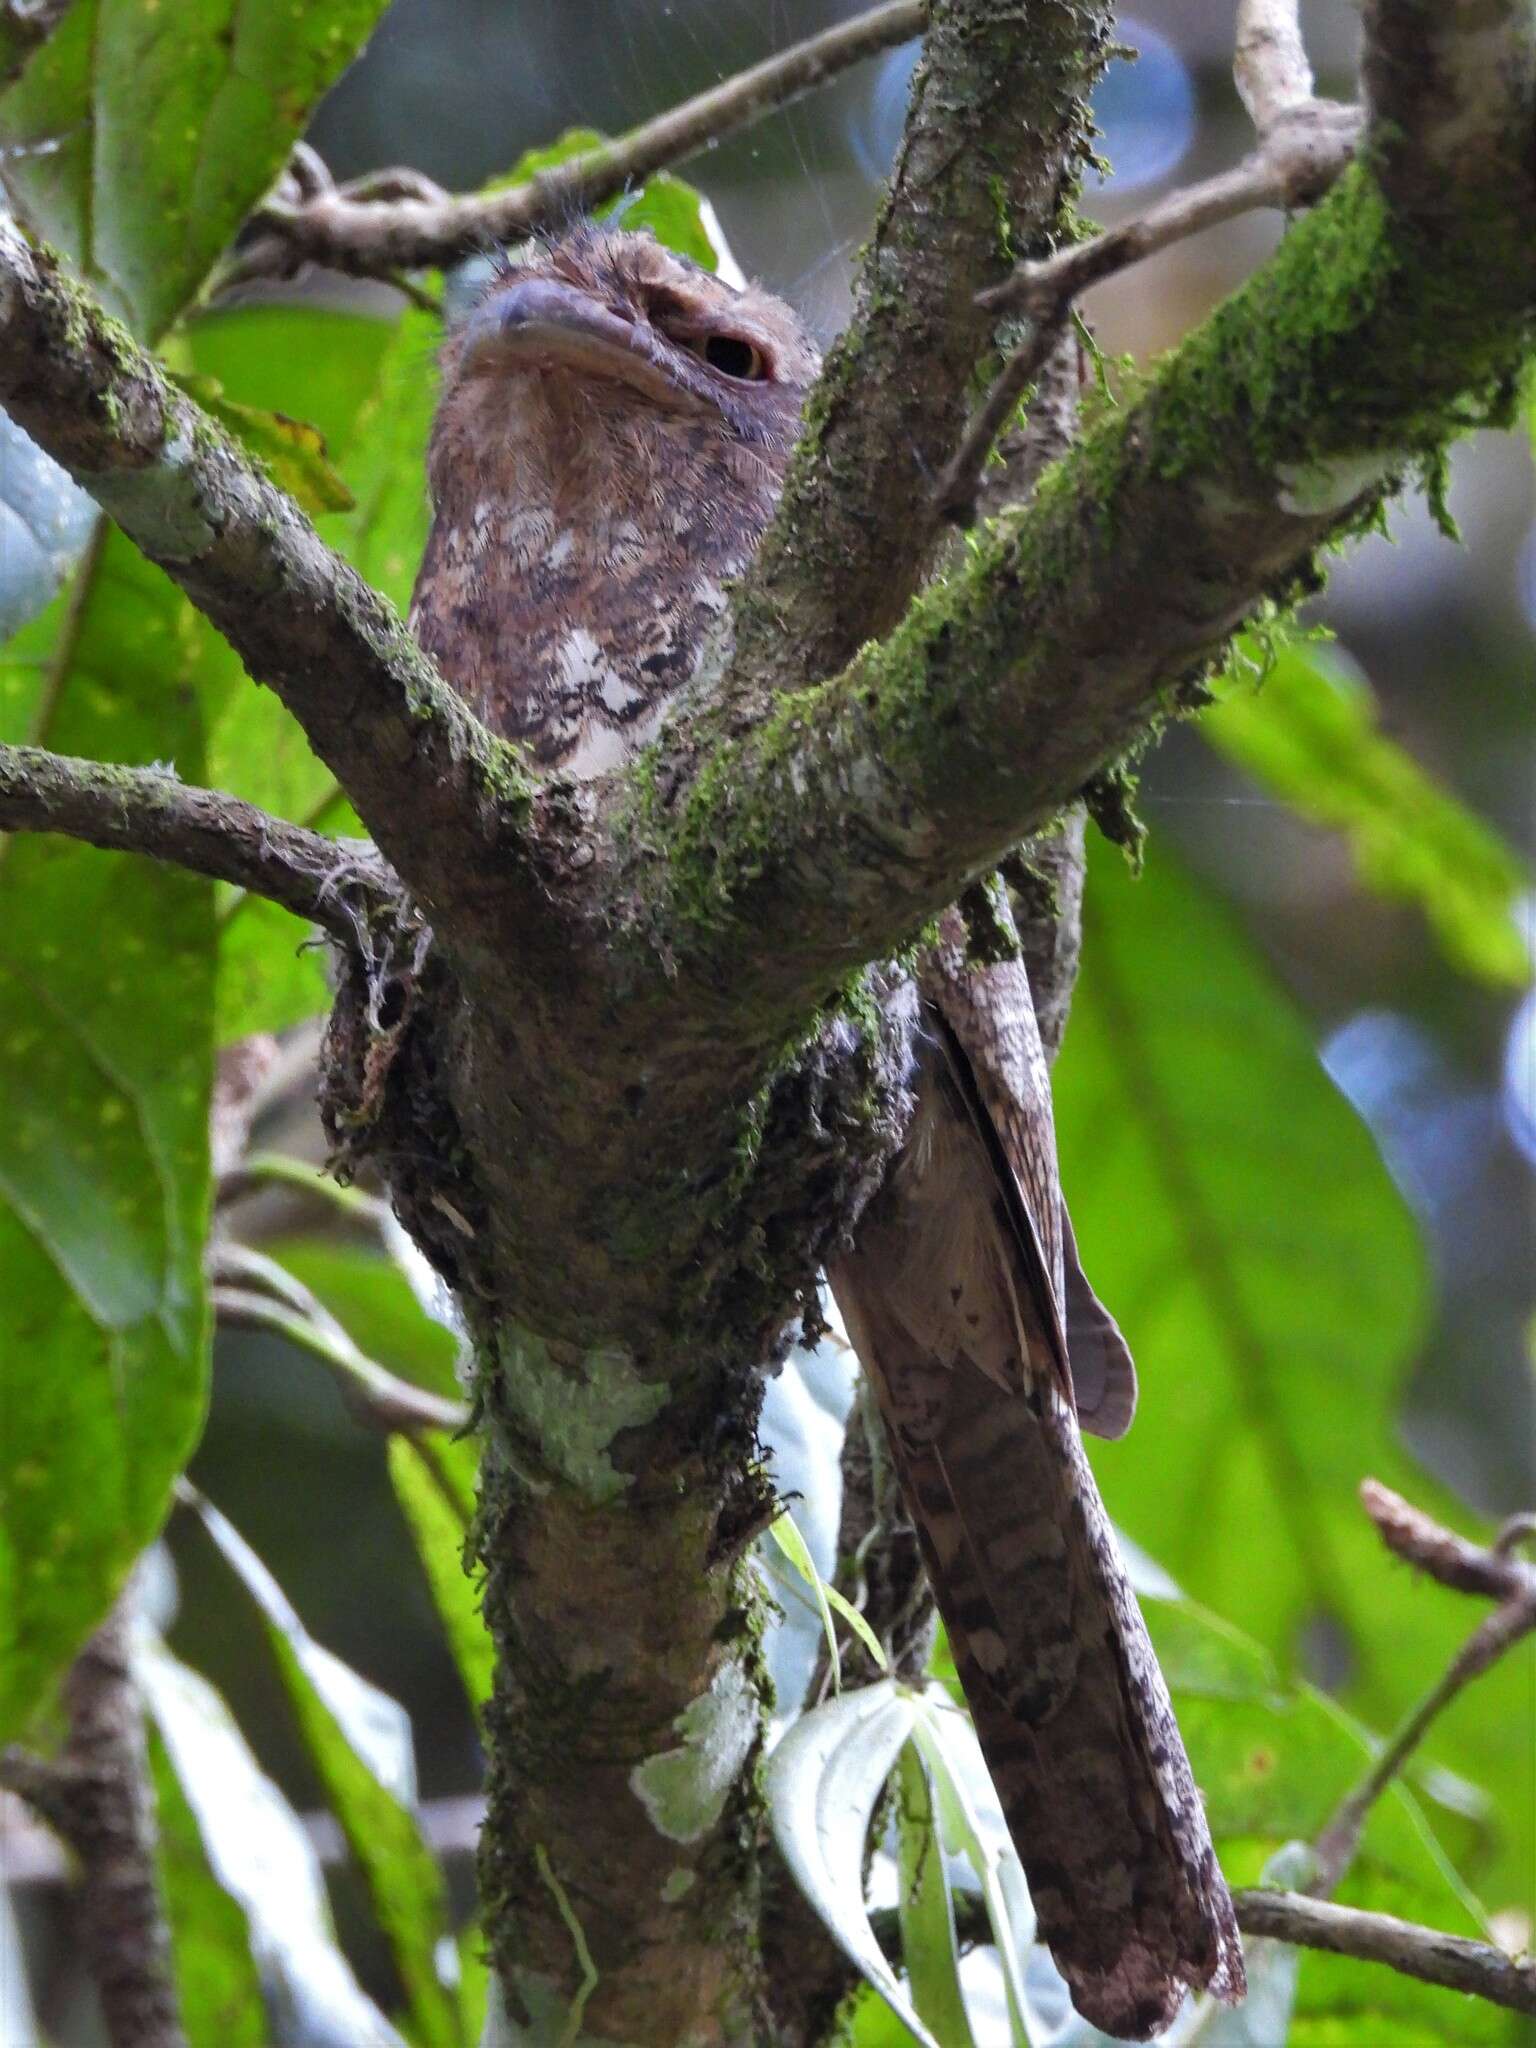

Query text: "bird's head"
[428, 224, 820, 518]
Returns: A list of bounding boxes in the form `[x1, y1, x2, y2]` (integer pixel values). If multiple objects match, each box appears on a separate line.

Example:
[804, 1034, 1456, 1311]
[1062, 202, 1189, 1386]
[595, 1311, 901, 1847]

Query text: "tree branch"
[0, 223, 529, 919]
[0, 742, 394, 939]
[230, 1, 925, 280]
[1231, 1892, 1536, 2016]
[937, 0, 1363, 519]
[2, 1604, 188, 2048]
[625, 0, 1536, 1035]
[722, 0, 1113, 701]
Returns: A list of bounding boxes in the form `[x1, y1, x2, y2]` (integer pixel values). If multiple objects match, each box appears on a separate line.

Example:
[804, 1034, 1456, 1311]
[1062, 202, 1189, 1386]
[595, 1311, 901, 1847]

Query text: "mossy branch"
[621, 13, 1535, 1029]
[0, 221, 533, 923]
[0, 742, 396, 937]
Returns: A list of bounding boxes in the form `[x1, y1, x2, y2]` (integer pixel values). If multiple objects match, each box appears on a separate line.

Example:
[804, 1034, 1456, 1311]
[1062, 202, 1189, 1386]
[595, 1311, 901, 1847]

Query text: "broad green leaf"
[150, 1724, 268, 2048]
[1056, 838, 1534, 1911]
[137, 1628, 407, 2048]
[171, 373, 355, 515]
[765, 1679, 936, 2048]
[189, 1492, 465, 2048]
[0, 0, 392, 339]
[895, 1739, 978, 2048]
[388, 1431, 492, 1722]
[0, 526, 213, 1741]
[1202, 639, 1530, 986]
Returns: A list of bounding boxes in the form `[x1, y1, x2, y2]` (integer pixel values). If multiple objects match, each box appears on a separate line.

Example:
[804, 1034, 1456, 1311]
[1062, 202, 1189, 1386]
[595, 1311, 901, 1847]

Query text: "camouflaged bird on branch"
[411, 223, 1242, 2039]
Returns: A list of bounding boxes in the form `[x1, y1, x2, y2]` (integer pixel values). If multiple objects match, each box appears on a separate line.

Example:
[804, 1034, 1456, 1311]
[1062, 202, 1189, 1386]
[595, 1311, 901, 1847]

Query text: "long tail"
[844, 1297, 1243, 2037]
[826, 931, 1243, 2035]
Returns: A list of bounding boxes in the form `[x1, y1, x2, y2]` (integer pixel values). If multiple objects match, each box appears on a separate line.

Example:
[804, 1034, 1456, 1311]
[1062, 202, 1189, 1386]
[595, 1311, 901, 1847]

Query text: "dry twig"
[228, 1, 924, 282]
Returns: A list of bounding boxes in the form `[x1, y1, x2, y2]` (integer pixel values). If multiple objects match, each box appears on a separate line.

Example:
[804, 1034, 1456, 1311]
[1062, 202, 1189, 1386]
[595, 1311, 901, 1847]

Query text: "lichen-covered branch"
[231, 1, 925, 280]
[0, 222, 527, 919]
[724, 0, 1113, 697]
[0, 742, 394, 937]
[937, 97, 1362, 518]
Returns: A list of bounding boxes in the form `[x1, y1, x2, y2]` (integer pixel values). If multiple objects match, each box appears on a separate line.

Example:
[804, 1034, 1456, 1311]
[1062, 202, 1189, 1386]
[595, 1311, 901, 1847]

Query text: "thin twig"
[1232, 1892, 1536, 2016]
[0, 741, 397, 941]
[1233, 0, 1315, 133]
[230, 0, 925, 280]
[935, 98, 1361, 521]
[1309, 1484, 1536, 1894]
[934, 0, 1362, 525]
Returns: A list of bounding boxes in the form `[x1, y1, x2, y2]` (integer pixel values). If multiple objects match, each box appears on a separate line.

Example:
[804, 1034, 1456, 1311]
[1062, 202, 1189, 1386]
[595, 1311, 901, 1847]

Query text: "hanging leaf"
[765, 1507, 889, 1691]
[388, 1431, 492, 1723]
[907, 1691, 1033, 2048]
[894, 1738, 977, 2048]
[0, 0, 393, 339]
[149, 1724, 269, 2048]
[186, 1490, 466, 2048]
[765, 1679, 936, 2048]
[1202, 638, 1529, 986]
[137, 1629, 408, 2048]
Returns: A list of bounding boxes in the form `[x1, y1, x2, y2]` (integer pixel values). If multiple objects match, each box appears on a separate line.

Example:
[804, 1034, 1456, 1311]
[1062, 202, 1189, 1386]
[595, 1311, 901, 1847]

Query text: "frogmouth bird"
[412, 225, 1244, 2037]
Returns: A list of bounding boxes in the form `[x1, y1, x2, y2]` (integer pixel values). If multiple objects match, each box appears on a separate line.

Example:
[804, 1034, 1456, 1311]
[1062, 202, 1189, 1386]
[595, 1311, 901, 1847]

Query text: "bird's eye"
[701, 334, 768, 380]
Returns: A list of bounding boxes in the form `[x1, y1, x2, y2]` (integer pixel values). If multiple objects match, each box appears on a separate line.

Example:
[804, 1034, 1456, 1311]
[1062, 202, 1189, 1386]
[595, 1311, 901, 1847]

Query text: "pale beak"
[459, 276, 707, 412]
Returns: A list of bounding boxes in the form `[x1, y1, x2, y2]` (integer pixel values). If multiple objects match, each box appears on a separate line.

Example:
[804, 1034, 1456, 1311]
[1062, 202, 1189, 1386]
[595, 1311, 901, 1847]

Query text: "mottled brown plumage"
[412, 225, 1243, 2036]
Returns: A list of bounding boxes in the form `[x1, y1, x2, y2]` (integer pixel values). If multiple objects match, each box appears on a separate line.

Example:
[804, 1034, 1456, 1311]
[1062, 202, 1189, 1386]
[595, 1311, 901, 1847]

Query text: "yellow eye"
[701, 334, 768, 380]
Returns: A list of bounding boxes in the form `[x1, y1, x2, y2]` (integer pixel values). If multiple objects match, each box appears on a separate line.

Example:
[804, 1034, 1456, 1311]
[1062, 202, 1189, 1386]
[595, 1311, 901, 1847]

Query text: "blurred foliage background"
[1, 2, 1532, 2043]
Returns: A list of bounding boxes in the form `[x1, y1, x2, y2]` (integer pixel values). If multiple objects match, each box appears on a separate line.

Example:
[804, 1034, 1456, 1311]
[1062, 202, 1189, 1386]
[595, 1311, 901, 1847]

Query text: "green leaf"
[0, 526, 213, 1741]
[150, 1724, 268, 2048]
[388, 1431, 492, 1722]
[171, 373, 355, 515]
[189, 1492, 465, 2048]
[765, 1680, 937, 2048]
[1202, 638, 1530, 986]
[1055, 839, 1532, 1916]
[907, 1694, 1032, 2048]
[267, 1237, 463, 1400]
[137, 1628, 407, 2047]
[766, 1507, 889, 1690]
[895, 1739, 978, 2048]
[0, 0, 392, 339]
[180, 303, 437, 1041]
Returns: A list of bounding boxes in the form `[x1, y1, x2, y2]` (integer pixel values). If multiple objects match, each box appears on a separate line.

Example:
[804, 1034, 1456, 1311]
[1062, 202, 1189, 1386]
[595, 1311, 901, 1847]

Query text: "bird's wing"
[827, 909, 1241, 2038]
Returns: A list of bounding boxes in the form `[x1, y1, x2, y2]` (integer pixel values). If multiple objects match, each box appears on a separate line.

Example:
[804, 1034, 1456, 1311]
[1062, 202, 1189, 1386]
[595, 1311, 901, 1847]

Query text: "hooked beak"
[459, 276, 707, 413]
